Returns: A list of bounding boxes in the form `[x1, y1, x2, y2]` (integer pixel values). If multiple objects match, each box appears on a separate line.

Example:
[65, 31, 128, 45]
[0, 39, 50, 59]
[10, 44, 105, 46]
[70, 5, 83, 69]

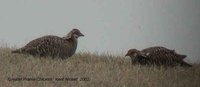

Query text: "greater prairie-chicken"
[125, 46, 192, 67]
[12, 29, 84, 59]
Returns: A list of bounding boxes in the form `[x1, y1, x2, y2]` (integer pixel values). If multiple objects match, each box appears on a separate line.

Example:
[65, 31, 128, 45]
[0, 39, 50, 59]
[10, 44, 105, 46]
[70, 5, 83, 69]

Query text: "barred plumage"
[125, 46, 192, 67]
[12, 29, 84, 59]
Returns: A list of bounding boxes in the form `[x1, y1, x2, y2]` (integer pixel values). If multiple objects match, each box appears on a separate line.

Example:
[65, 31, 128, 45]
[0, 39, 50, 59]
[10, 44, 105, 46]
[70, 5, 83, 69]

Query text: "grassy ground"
[0, 47, 200, 87]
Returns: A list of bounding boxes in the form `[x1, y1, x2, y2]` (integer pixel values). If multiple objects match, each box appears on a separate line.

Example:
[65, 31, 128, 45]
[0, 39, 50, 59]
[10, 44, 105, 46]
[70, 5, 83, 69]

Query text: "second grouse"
[125, 46, 192, 67]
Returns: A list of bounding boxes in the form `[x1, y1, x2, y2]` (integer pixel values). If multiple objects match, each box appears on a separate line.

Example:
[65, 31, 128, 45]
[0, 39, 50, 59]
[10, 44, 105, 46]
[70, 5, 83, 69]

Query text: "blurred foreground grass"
[0, 47, 200, 87]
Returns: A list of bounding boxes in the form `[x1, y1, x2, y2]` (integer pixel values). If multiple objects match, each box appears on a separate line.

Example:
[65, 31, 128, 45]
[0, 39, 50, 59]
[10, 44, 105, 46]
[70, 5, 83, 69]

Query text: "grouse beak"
[125, 53, 129, 57]
[79, 33, 84, 37]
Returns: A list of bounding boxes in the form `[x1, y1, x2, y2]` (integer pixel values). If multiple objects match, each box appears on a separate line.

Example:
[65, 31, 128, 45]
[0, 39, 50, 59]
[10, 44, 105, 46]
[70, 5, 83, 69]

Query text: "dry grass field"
[0, 46, 200, 87]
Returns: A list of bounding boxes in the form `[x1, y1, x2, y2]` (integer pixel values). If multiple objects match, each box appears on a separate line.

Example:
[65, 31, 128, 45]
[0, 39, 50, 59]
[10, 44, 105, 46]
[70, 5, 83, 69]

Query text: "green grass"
[0, 47, 200, 87]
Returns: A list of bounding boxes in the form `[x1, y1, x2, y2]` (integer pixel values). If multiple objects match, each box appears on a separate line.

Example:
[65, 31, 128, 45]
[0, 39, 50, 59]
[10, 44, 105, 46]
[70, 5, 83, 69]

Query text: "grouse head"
[125, 49, 142, 57]
[65, 29, 84, 39]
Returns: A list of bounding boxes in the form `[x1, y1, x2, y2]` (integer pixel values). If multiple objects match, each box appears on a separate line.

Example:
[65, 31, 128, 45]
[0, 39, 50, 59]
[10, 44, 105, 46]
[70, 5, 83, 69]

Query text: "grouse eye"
[133, 53, 137, 57]
[132, 52, 136, 55]
[75, 31, 80, 35]
[73, 30, 77, 34]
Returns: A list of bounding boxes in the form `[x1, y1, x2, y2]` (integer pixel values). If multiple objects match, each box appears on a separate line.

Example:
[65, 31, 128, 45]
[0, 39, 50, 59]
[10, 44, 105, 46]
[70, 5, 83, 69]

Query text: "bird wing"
[141, 46, 186, 60]
[22, 35, 65, 55]
[142, 46, 174, 54]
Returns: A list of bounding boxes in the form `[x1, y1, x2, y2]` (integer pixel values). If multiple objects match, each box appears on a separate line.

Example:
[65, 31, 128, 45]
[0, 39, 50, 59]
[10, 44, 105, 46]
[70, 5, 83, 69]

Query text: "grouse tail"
[181, 61, 192, 67]
[177, 54, 187, 60]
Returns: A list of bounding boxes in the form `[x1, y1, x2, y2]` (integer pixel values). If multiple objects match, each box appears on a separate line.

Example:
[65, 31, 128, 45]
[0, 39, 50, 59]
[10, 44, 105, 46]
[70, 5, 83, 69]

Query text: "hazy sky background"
[0, 0, 199, 63]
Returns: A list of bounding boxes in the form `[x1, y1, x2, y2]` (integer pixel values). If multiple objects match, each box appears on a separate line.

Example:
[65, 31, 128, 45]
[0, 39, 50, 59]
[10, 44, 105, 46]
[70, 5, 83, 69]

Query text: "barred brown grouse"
[12, 29, 84, 59]
[125, 46, 192, 67]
